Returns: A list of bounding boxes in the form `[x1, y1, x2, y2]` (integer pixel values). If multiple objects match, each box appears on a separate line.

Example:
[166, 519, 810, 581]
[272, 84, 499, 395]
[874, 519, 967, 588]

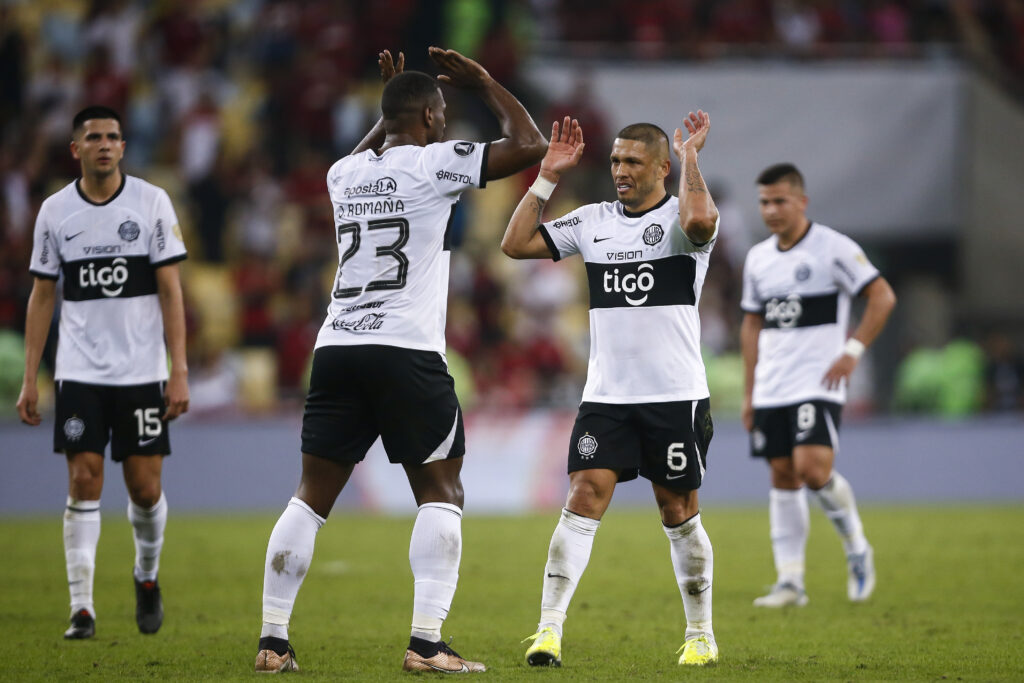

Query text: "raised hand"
[379, 49, 404, 83]
[539, 117, 585, 179]
[673, 110, 711, 159]
[428, 46, 492, 90]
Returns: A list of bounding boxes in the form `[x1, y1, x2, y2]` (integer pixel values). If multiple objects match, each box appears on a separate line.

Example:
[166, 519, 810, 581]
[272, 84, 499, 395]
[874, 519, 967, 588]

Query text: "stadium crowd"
[1, 0, 1022, 416]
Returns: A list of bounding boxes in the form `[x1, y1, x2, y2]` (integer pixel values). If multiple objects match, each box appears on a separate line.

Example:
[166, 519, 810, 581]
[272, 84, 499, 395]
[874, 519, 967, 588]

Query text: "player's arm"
[429, 47, 546, 180]
[672, 110, 719, 245]
[740, 312, 764, 432]
[822, 276, 897, 390]
[351, 49, 405, 155]
[155, 263, 189, 420]
[502, 117, 584, 259]
[16, 277, 57, 425]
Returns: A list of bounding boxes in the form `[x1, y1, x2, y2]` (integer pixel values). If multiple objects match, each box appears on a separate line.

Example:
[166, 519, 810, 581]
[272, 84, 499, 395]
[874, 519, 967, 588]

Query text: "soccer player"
[501, 112, 721, 667]
[17, 105, 189, 639]
[253, 48, 545, 674]
[740, 163, 896, 607]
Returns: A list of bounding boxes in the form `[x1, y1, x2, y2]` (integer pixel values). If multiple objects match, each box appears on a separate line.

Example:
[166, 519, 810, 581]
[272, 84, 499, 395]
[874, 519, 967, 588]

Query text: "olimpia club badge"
[643, 223, 664, 246]
[64, 416, 85, 441]
[118, 220, 140, 241]
[577, 432, 598, 459]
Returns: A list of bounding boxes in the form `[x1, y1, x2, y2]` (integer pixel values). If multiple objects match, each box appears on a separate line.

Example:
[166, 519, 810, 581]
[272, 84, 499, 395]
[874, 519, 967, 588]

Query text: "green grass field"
[2, 505, 1022, 681]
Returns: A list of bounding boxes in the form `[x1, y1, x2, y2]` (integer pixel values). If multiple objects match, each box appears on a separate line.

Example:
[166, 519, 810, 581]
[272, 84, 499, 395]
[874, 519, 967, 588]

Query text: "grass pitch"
[1, 505, 1022, 681]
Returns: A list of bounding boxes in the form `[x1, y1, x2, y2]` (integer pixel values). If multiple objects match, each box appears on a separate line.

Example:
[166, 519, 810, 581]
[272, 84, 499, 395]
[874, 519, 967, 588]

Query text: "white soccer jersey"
[315, 140, 489, 353]
[741, 222, 879, 407]
[28, 175, 187, 385]
[539, 194, 718, 404]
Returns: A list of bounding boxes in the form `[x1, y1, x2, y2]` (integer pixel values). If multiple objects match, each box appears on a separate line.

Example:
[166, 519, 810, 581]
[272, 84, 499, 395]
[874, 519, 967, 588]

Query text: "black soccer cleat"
[134, 576, 163, 634]
[64, 608, 95, 639]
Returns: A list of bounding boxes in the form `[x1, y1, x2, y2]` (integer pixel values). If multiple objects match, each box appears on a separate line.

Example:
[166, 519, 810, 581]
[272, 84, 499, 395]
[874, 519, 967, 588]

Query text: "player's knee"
[69, 471, 102, 499]
[127, 482, 162, 508]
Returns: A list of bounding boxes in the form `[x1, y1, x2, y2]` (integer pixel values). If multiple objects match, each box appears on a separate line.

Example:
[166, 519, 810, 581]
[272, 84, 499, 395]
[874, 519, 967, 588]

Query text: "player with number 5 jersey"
[253, 48, 546, 675]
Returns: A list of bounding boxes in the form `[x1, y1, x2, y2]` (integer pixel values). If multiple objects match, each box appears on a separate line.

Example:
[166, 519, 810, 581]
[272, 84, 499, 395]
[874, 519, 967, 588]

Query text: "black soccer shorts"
[54, 380, 171, 461]
[567, 398, 713, 491]
[300, 344, 465, 465]
[750, 399, 842, 459]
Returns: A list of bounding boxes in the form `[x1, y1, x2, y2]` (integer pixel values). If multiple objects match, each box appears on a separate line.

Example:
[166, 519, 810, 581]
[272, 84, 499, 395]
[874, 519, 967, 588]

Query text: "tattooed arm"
[501, 117, 584, 259]
[672, 110, 718, 245]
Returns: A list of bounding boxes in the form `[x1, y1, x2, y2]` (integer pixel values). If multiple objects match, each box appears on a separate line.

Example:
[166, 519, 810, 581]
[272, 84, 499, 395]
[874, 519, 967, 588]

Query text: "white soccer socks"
[663, 513, 714, 641]
[64, 497, 101, 617]
[809, 472, 868, 556]
[128, 491, 167, 582]
[769, 487, 810, 589]
[409, 502, 464, 642]
[537, 508, 600, 637]
[261, 497, 325, 640]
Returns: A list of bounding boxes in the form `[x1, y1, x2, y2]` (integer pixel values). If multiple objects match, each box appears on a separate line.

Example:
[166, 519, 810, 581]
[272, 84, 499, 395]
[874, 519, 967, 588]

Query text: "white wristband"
[529, 175, 557, 201]
[843, 338, 865, 359]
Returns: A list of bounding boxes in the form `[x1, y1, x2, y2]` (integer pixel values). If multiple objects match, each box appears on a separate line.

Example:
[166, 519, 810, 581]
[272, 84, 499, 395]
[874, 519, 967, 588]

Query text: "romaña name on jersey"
[741, 223, 879, 407]
[29, 175, 187, 385]
[315, 140, 489, 354]
[539, 194, 719, 404]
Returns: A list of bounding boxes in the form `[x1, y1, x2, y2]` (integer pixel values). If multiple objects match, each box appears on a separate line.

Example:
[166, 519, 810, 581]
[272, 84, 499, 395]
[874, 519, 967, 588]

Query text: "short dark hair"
[381, 71, 441, 119]
[615, 123, 670, 159]
[73, 106, 122, 134]
[757, 163, 804, 190]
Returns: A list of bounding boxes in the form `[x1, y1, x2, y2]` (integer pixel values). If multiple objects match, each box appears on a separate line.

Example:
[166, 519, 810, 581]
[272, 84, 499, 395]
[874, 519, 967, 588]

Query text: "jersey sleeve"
[423, 140, 490, 197]
[673, 214, 719, 254]
[149, 188, 187, 267]
[538, 205, 588, 261]
[28, 200, 60, 280]
[740, 250, 762, 314]
[830, 232, 879, 296]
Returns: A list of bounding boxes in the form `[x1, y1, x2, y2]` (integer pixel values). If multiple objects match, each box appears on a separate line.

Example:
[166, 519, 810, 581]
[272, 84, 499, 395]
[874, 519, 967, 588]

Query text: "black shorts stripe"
[762, 292, 838, 329]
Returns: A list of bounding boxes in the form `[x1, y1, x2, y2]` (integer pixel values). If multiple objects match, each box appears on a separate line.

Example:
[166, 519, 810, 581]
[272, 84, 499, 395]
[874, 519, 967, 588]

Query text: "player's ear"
[70, 139, 81, 160]
[422, 105, 433, 129]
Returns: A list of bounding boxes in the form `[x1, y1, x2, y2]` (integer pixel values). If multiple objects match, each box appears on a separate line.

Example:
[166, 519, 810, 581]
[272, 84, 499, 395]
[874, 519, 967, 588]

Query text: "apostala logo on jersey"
[118, 220, 140, 241]
[454, 141, 475, 157]
[80, 257, 130, 297]
[604, 263, 655, 306]
[643, 223, 664, 245]
[331, 312, 388, 331]
[344, 177, 397, 199]
[577, 432, 598, 459]
[765, 294, 803, 328]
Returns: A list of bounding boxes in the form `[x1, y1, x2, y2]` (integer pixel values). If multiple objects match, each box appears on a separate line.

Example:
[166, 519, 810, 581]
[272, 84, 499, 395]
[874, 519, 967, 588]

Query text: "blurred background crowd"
[1, 0, 1023, 419]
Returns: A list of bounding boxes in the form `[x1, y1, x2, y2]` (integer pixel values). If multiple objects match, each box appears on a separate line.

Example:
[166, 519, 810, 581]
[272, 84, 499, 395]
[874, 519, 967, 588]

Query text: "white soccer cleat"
[753, 582, 809, 607]
[847, 544, 875, 602]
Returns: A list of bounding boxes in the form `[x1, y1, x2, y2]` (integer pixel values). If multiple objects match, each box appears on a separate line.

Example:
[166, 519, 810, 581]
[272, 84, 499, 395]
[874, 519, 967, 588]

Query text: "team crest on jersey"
[454, 141, 475, 157]
[795, 263, 811, 281]
[577, 432, 598, 459]
[643, 223, 664, 246]
[118, 220, 140, 241]
[64, 416, 85, 441]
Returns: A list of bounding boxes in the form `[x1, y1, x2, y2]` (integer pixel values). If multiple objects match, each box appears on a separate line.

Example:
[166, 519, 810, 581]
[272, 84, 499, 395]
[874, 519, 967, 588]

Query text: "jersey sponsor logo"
[762, 292, 839, 329]
[64, 416, 85, 441]
[795, 263, 811, 281]
[61, 255, 158, 301]
[436, 169, 472, 184]
[833, 257, 856, 284]
[331, 312, 388, 331]
[65, 231, 85, 242]
[40, 231, 51, 264]
[337, 299, 388, 313]
[643, 223, 664, 245]
[552, 216, 580, 229]
[342, 198, 405, 217]
[118, 220, 140, 241]
[586, 254, 697, 309]
[83, 245, 122, 254]
[577, 432, 598, 459]
[344, 176, 398, 199]
[154, 218, 166, 251]
[606, 250, 642, 260]
[454, 141, 475, 157]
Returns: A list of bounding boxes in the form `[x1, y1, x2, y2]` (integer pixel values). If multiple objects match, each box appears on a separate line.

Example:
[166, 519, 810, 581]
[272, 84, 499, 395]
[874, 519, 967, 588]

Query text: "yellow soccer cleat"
[677, 633, 718, 666]
[523, 627, 562, 667]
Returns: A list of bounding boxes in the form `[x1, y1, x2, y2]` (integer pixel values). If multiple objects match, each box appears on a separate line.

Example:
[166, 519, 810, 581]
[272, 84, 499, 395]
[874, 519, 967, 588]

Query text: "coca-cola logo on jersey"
[79, 257, 129, 297]
[765, 294, 803, 328]
[344, 177, 397, 198]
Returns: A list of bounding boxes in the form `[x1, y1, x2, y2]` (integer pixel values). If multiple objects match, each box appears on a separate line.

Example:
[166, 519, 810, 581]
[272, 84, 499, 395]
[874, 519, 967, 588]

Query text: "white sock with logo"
[64, 497, 101, 617]
[809, 472, 867, 556]
[261, 497, 325, 641]
[409, 502, 463, 643]
[664, 513, 714, 641]
[769, 487, 808, 589]
[538, 508, 600, 637]
[128, 491, 167, 582]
